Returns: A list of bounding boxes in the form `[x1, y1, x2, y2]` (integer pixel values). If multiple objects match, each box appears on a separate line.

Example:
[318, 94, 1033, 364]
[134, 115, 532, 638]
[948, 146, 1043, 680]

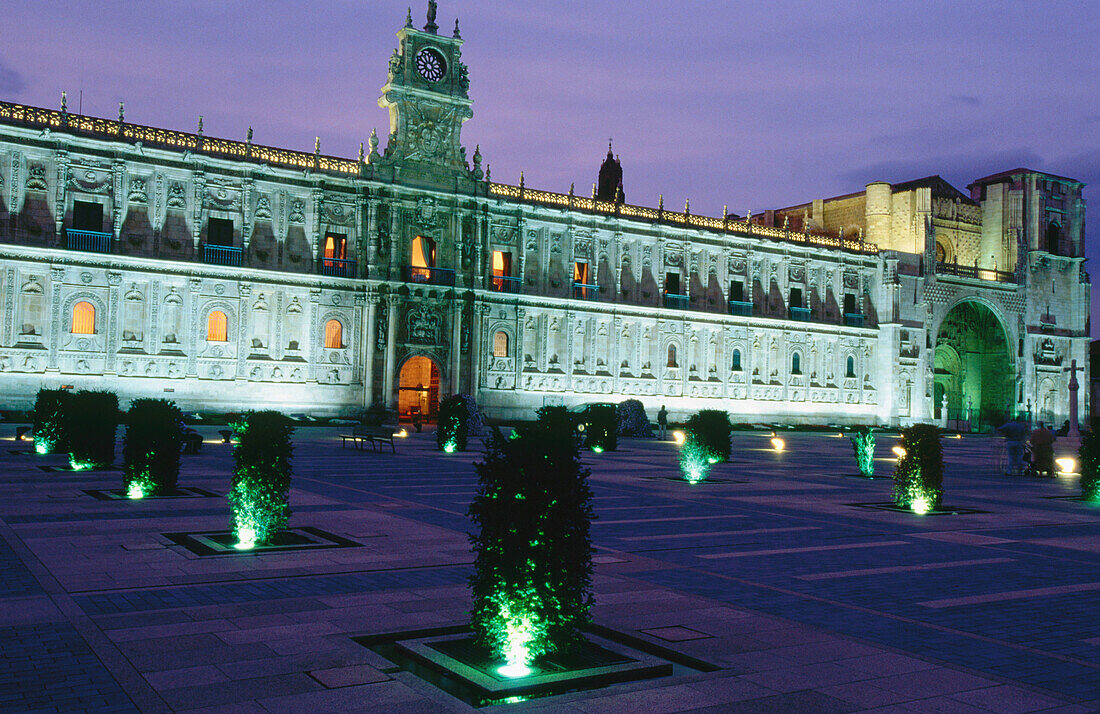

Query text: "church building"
[0, 4, 1089, 428]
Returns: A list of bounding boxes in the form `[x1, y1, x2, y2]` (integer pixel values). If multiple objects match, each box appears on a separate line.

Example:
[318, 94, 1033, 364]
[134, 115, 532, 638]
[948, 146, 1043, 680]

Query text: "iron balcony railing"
[319, 258, 356, 277]
[66, 228, 112, 254]
[663, 293, 689, 310]
[789, 306, 812, 322]
[935, 260, 1016, 283]
[728, 300, 753, 317]
[491, 275, 522, 293]
[405, 265, 456, 286]
[572, 282, 599, 300]
[844, 313, 865, 328]
[203, 244, 243, 267]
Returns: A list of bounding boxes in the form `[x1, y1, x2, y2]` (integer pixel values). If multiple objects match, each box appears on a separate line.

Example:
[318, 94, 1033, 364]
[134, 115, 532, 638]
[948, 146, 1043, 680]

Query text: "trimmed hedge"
[684, 410, 732, 462]
[892, 424, 944, 510]
[468, 405, 595, 668]
[1079, 420, 1100, 503]
[850, 426, 875, 478]
[32, 388, 70, 454]
[229, 411, 294, 545]
[616, 399, 653, 437]
[66, 391, 119, 469]
[437, 394, 484, 452]
[123, 399, 183, 497]
[584, 404, 617, 452]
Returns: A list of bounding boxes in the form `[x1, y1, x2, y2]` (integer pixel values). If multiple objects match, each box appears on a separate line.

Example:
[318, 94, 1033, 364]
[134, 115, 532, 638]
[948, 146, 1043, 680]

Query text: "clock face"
[416, 48, 446, 82]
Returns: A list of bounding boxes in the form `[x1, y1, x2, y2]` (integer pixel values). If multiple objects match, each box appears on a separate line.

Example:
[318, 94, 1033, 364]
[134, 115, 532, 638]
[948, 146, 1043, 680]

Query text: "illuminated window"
[492, 250, 512, 290]
[323, 233, 347, 267]
[493, 331, 509, 358]
[71, 301, 95, 335]
[410, 236, 436, 282]
[667, 345, 678, 368]
[791, 352, 802, 375]
[206, 310, 228, 342]
[846, 355, 856, 378]
[731, 349, 742, 371]
[324, 319, 344, 349]
[573, 261, 589, 284]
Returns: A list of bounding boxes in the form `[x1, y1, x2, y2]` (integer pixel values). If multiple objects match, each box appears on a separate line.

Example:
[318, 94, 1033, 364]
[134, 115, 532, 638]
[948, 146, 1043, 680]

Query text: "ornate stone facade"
[0, 7, 1089, 427]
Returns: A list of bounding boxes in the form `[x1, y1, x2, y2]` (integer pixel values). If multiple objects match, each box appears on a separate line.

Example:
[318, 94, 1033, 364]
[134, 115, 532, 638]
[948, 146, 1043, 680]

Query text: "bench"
[340, 425, 397, 453]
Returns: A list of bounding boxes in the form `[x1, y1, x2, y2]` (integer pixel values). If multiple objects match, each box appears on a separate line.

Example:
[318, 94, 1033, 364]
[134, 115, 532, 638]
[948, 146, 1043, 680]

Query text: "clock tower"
[378, 2, 473, 178]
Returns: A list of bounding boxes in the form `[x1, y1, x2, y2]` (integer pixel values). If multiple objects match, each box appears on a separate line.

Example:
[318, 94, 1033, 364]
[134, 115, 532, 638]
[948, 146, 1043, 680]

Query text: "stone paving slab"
[0, 427, 1097, 711]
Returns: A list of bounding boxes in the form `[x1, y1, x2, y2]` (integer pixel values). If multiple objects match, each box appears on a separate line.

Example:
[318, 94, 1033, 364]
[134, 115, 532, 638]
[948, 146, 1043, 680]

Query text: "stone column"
[383, 297, 398, 408]
[362, 295, 377, 405]
[1067, 359, 1081, 437]
[451, 300, 463, 395]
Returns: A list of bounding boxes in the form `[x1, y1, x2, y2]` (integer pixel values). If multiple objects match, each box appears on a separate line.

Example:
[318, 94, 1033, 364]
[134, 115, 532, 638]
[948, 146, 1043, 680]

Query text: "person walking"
[996, 416, 1029, 476]
[657, 405, 668, 440]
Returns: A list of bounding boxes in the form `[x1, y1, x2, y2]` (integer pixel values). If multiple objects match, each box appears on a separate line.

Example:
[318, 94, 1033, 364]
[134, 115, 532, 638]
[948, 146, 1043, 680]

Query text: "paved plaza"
[0, 427, 1098, 712]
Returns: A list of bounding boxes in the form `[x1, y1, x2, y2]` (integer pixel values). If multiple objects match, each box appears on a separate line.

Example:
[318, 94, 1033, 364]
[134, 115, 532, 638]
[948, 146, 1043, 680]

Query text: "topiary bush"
[66, 390, 119, 470]
[468, 406, 595, 675]
[228, 411, 294, 548]
[360, 402, 390, 427]
[122, 399, 183, 498]
[32, 388, 70, 455]
[584, 404, 617, 452]
[617, 399, 653, 437]
[436, 394, 484, 452]
[684, 409, 732, 462]
[850, 426, 875, 478]
[1079, 420, 1100, 503]
[892, 424, 944, 512]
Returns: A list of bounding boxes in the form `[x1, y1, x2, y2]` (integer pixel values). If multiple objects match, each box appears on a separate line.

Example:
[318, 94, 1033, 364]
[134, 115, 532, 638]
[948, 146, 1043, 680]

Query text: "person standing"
[1029, 421, 1056, 478]
[657, 405, 668, 440]
[996, 416, 1029, 476]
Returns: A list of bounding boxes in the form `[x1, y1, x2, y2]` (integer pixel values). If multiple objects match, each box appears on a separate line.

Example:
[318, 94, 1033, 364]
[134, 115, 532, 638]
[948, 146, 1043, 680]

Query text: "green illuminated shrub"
[850, 426, 875, 478]
[468, 408, 595, 671]
[437, 394, 483, 452]
[65, 391, 120, 469]
[32, 388, 71, 455]
[679, 432, 712, 483]
[228, 411, 294, 545]
[122, 399, 183, 498]
[1079, 420, 1100, 503]
[584, 404, 617, 452]
[616, 399, 653, 437]
[684, 409, 732, 462]
[892, 424, 943, 511]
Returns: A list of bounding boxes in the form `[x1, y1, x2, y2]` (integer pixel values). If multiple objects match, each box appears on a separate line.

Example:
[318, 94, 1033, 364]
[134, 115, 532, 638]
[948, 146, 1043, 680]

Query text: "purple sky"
[4, 1, 1099, 325]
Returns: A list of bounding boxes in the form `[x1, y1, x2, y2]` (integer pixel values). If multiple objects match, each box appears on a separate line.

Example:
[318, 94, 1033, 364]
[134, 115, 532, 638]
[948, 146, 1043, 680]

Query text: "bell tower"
[378, 2, 473, 177]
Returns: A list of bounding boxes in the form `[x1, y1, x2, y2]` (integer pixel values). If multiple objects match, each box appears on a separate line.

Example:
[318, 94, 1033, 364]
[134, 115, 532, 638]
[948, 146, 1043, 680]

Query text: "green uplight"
[495, 601, 538, 678]
[911, 496, 930, 515]
[127, 482, 145, 500]
[235, 524, 257, 550]
[69, 457, 94, 471]
[591, 445, 604, 454]
[34, 441, 49, 455]
[443, 441, 457, 454]
[679, 438, 711, 484]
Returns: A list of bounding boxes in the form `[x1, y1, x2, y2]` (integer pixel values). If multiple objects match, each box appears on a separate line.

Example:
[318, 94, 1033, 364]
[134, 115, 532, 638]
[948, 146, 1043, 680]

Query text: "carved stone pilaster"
[105, 271, 122, 373]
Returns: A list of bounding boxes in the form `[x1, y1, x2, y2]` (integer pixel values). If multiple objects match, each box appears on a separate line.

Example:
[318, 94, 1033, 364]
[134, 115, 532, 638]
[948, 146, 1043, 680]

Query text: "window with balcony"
[322, 233, 352, 276]
[492, 250, 519, 292]
[409, 235, 438, 283]
[788, 287, 810, 321]
[790, 287, 803, 309]
[324, 319, 344, 349]
[68, 200, 111, 253]
[72, 200, 103, 231]
[207, 310, 228, 342]
[71, 301, 95, 335]
[573, 260, 596, 299]
[207, 218, 234, 246]
[663, 272, 688, 309]
[728, 280, 751, 315]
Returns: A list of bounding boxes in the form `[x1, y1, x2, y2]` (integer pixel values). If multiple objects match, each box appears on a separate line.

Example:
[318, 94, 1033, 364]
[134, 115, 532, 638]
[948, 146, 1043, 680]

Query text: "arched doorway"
[934, 301, 1014, 430]
[398, 356, 441, 423]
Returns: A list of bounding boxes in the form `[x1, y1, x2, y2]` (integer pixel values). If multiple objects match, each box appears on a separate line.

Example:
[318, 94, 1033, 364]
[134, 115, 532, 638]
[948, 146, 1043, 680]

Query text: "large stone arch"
[933, 298, 1015, 429]
[396, 351, 445, 423]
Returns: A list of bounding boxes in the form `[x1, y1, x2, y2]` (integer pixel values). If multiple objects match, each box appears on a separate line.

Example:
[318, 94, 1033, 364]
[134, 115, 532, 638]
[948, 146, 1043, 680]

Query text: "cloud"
[0, 58, 26, 94]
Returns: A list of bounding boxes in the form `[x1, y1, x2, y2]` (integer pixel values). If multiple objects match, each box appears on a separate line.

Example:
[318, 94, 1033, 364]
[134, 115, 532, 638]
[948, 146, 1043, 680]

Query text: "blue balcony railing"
[663, 293, 689, 310]
[320, 258, 356, 277]
[66, 228, 112, 254]
[491, 275, 522, 293]
[203, 244, 243, 267]
[405, 265, 456, 286]
[844, 313, 865, 328]
[789, 306, 811, 322]
[573, 282, 599, 300]
[728, 300, 753, 317]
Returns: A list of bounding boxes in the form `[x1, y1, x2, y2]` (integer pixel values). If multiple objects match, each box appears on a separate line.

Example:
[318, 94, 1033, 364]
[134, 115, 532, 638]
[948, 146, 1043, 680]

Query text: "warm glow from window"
[323, 233, 347, 266]
[492, 250, 509, 276]
[71, 301, 95, 334]
[411, 236, 435, 268]
[207, 311, 228, 342]
[493, 331, 509, 358]
[325, 319, 344, 349]
[573, 261, 589, 284]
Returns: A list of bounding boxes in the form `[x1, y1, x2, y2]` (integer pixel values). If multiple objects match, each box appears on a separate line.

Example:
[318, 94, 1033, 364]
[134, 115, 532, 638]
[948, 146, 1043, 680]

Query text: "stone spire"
[597, 139, 624, 203]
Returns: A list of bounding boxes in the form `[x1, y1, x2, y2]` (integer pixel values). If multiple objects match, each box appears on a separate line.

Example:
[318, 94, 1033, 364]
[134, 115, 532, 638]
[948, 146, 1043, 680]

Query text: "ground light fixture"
[672, 430, 686, 445]
[770, 437, 785, 451]
[892, 445, 907, 459]
[1055, 457, 1077, 474]
[911, 496, 931, 515]
[591, 445, 604, 453]
[395, 429, 408, 438]
[127, 482, 145, 500]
